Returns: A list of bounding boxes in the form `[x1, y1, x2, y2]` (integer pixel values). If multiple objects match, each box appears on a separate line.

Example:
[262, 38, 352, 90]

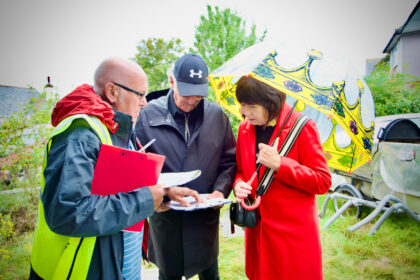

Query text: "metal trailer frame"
[319, 114, 420, 235]
[319, 191, 420, 235]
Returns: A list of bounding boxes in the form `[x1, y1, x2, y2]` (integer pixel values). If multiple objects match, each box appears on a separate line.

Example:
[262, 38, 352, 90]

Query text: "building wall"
[390, 32, 420, 76]
[401, 33, 420, 76]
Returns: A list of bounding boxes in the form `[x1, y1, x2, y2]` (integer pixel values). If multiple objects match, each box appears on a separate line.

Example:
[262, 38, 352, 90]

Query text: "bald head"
[94, 57, 147, 97]
[93, 57, 148, 122]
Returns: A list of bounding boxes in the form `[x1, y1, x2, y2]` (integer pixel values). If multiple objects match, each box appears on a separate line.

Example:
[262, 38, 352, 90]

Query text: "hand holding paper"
[154, 170, 203, 212]
[165, 193, 232, 211]
[165, 187, 205, 207]
[205, 190, 226, 209]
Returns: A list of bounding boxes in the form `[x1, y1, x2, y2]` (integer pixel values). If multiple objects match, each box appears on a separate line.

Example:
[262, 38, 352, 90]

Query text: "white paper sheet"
[164, 193, 232, 211]
[157, 170, 201, 188]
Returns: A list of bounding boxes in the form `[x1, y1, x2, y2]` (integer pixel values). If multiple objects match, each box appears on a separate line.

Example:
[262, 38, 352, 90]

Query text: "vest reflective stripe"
[46, 114, 112, 161]
[31, 114, 112, 280]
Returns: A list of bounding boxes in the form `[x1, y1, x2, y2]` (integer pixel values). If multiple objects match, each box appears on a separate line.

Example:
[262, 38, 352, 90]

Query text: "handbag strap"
[255, 114, 310, 196]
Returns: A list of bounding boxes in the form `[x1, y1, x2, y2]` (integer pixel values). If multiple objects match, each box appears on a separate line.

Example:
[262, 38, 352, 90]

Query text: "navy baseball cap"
[173, 54, 209, 97]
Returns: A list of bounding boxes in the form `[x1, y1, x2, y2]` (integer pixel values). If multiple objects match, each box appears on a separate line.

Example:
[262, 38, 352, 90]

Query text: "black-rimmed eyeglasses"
[113, 82, 146, 98]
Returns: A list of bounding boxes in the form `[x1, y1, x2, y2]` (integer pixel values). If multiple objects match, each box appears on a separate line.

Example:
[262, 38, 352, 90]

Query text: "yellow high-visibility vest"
[31, 114, 112, 280]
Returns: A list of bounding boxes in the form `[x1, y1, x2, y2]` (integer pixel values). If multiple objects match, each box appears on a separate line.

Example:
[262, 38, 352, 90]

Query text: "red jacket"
[234, 103, 331, 280]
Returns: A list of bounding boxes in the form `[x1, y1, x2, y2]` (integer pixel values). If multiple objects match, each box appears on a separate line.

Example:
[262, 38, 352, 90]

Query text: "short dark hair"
[235, 75, 286, 125]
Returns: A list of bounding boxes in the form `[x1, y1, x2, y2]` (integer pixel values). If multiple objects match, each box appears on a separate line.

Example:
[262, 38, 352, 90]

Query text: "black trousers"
[158, 261, 220, 280]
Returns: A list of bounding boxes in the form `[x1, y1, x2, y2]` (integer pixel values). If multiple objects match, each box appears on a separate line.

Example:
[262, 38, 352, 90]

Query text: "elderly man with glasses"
[136, 54, 236, 280]
[28, 57, 200, 280]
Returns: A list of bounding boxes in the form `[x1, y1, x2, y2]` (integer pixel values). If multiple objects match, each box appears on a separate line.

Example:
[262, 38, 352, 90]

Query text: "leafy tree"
[191, 5, 267, 72]
[365, 62, 420, 116]
[191, 5, 266, 135]
[0, 89, 58, 190]
[133, 37, 185, 92]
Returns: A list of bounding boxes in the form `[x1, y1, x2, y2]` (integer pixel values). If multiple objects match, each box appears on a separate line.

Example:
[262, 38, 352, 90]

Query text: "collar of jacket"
[51, 84, 118, 133]
[167, 89, 204, 120]
[145, 90, 207, 128]
[111, 109, 134, 148]
[167, 89, 204, 135]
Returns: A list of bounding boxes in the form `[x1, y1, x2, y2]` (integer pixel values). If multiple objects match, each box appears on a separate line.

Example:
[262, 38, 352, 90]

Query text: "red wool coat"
[234, 103, 331, 280]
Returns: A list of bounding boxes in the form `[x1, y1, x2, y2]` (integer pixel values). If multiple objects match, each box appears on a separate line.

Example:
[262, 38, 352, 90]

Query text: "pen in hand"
[139, 138, 156, 153]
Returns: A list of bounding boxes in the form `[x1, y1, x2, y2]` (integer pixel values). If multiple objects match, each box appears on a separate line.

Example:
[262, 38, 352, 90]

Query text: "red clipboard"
[91, 144, 165, 231]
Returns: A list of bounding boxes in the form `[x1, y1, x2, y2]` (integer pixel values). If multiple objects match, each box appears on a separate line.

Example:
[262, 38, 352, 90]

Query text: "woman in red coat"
[233, 76, 331, 280]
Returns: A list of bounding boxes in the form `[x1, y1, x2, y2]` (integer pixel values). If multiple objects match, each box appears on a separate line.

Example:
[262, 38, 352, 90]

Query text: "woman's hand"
[234, 181, 252, 199]
[257, 143, 281, 170]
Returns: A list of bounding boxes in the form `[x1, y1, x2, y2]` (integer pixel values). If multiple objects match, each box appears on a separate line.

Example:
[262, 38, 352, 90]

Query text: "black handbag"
[229, 198, 257, 228]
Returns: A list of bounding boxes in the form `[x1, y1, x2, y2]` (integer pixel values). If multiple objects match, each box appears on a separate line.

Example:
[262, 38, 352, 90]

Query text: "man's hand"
[164, 186, 204, 207]
[206, 190, 225, 209]
[206, 190, 225, 200]
[147, 184, 165, 211]
[155, 204, 170, 213]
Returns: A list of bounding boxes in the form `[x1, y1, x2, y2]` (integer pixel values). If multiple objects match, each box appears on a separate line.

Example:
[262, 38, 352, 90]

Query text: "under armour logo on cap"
[173, 54, 209, 97]
[189, 69, 203, 78]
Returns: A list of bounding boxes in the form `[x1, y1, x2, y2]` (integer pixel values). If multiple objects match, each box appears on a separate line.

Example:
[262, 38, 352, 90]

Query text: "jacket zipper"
[184, 113, 190, 144]
[66, 238, 84, 280]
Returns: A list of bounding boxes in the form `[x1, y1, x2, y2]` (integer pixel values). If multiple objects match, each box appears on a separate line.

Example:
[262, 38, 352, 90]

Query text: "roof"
[383, 1, 420, 53]
[0, 85, 39, 119]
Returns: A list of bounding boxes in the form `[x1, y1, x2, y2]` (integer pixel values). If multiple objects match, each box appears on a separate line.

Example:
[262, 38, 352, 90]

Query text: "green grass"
[219, 235, 246, 279]
[0, 189, 38, 280]
[318, 195, 420, 280]
[0, 233, 32, 280]
[216, 194, 420, 280]
[1, 192, 419, 279]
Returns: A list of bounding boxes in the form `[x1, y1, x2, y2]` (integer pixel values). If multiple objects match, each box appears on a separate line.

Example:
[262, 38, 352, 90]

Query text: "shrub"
[0, 90, 58, 190]
[365, 62, 420, 116]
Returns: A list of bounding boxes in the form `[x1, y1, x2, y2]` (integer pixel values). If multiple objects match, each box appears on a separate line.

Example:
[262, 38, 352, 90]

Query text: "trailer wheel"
[333, 183, 363, 218]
